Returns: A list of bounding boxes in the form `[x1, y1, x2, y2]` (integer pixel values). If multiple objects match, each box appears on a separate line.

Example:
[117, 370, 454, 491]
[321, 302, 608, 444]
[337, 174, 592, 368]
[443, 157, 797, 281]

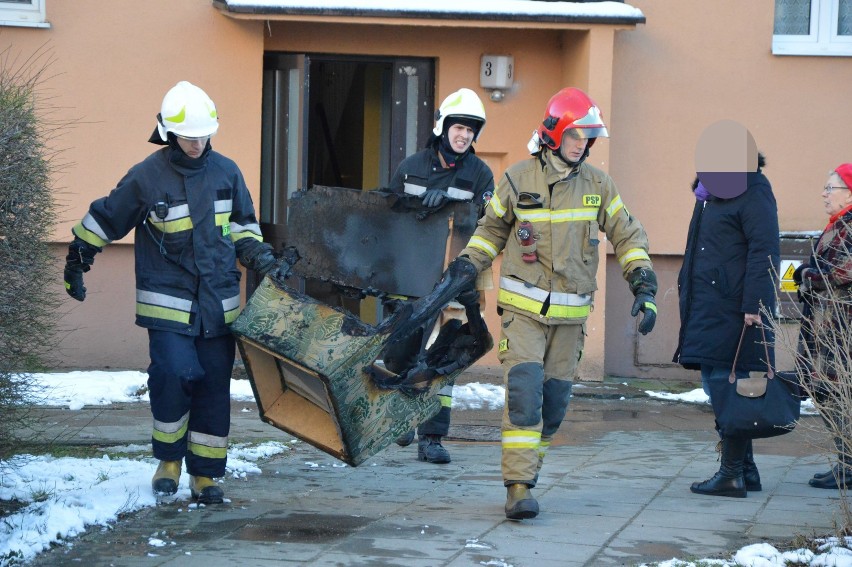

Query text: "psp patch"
[583, 194, 602, 207]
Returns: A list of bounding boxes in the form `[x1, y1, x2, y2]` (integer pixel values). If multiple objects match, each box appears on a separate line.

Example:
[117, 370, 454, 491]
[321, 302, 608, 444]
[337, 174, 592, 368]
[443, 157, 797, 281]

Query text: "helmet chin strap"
[553, 144, 590, 168]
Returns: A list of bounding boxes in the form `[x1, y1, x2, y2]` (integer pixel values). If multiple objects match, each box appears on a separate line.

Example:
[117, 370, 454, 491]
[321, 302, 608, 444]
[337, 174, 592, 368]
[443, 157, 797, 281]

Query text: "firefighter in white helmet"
[446, 87, 657, 519]
[63, 81, 290, 504]
[384, 87, 495, 464]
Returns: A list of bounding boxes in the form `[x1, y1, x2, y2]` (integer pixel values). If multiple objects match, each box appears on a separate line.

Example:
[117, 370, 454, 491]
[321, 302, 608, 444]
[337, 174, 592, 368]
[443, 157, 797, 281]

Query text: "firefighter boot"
[418, 435, 451, 464]
[395, 429, 415, 447]
[505, 483, 539, 520]
[151, 460, 181, 496]
[743, 439, 762, 491]
[690, 437, 747, 498]
[190, 475, 224, 504]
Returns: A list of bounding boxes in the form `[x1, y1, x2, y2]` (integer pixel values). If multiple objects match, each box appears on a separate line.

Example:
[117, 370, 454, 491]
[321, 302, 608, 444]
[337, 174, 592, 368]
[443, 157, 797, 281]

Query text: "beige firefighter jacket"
[460, 148, 652, 324]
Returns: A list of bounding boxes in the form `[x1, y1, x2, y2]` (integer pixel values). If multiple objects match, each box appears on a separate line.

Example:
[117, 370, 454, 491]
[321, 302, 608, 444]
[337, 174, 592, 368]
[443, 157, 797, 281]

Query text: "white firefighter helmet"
[432, 88, 486, 142]
[155, 81, 219, 142]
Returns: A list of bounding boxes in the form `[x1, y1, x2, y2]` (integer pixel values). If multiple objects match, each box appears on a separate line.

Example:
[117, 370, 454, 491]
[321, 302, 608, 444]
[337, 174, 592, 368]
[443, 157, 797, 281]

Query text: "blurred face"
[559, 129, 589, 163]
[176, 135, 209, 159]
[822, 172, 852, 217]
[446, 123, 475, 154]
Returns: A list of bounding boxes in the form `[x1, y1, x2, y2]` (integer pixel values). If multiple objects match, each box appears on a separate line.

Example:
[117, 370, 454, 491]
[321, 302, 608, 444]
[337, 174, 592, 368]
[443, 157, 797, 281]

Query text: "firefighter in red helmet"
[447, 86, 657, 519]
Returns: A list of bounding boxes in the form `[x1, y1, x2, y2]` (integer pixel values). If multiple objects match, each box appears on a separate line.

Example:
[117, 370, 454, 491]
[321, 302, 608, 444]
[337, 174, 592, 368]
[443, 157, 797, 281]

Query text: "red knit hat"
[836, 163, 852, 190]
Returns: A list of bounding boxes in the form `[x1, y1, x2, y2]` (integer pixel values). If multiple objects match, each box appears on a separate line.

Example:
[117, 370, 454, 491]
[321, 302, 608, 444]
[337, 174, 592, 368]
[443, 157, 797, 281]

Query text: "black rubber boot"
[690, 437, 748, 498]
[743, 439, 761, 491]
[418, 435, 451, 464]
[505, 483, 539, 520]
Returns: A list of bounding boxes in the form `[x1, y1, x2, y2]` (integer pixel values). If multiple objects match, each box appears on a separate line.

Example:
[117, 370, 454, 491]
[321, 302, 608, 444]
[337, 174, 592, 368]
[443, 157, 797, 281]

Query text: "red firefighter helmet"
[535, 87, 609, 151]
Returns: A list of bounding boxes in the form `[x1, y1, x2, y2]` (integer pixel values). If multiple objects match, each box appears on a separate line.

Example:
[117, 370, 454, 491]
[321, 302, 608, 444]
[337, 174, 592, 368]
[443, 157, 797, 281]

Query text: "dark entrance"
[257, 53, 434, 317]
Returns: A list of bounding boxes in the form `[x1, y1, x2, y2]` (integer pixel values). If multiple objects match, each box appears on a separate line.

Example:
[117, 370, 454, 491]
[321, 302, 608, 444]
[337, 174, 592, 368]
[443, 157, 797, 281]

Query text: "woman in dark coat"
[673, 153, 780, 498]
[794, 163, 852, 490]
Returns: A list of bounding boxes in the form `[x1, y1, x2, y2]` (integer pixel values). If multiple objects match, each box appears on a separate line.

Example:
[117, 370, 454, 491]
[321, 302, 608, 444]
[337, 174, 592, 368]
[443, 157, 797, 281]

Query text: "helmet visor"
[565, 126, 608, 140]
[175, 133, 213, 141]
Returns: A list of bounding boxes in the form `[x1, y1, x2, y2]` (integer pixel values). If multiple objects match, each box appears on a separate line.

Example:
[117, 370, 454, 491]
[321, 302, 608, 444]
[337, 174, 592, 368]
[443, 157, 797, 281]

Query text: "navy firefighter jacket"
[72, 145, 266, 338]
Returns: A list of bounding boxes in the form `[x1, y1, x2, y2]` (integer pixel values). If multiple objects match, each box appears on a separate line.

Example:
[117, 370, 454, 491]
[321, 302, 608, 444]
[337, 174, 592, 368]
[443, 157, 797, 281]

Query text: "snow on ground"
[0, 371, 832, 565]
[0, 440, 290, 564]
[639, 540, 852, 567]
[646, 387, 818, 415]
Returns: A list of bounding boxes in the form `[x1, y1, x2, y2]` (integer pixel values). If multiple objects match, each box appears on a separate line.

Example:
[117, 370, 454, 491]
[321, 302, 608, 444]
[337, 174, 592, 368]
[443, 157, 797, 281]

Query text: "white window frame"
[773, 0, 852, 56]
[0, 0, 49, 29]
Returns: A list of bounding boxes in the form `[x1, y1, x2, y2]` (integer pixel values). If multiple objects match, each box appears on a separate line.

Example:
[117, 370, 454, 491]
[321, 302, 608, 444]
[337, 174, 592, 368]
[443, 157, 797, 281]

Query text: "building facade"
[4, 0, 851, 379]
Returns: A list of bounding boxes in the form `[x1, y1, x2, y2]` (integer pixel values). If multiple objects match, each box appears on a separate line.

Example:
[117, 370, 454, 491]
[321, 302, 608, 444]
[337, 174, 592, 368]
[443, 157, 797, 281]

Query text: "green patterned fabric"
[232, 278, 478, 466]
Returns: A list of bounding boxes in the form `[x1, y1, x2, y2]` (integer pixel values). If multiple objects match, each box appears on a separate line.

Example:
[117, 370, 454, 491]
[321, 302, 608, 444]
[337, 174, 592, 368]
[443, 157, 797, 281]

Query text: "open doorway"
[258, 53, 435, 315]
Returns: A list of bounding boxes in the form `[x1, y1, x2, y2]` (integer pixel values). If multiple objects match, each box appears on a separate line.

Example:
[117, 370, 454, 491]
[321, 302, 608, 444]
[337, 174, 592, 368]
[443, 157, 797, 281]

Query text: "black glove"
[253, 248, 277, 279]
[628, 268, 658, 335]
[64, 238, 100, 302]
[794, 264, 817, 303]
[270, 246, 300, 280]
[64, 266, 86, 301]
[241, 242, 276, 277]
[631, 293, 657, 335]
[421, 189, 450, 209]
[255, 246, 301, 281]
[793, 263, 809, 285]
[444, 256, 478, 290]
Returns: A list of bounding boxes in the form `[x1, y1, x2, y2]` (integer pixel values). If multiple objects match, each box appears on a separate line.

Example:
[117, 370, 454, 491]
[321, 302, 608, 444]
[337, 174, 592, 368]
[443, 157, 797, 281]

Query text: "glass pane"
[774, 0, 811, 35]
[839, 0, 852, 35]
[404, 75, 419, 157]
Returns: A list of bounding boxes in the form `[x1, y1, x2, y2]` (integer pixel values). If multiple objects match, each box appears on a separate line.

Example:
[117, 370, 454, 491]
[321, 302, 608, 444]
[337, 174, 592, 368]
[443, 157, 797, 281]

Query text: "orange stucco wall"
[3, 1, 265, 370]
[6, 1, 849, 378]
[604, 0, 852, 380]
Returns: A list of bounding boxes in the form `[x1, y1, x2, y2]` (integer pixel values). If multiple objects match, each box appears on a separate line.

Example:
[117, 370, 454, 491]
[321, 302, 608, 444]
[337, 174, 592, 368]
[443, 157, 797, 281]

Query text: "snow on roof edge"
[215, 0, 646, 24]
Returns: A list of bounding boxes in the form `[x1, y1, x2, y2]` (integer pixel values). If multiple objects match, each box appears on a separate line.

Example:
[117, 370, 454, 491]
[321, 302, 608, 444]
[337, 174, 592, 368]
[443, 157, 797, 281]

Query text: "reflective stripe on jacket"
[461, 149, 652, 324]
[387, 147, 494, 215]
[72, 147, 264, 338]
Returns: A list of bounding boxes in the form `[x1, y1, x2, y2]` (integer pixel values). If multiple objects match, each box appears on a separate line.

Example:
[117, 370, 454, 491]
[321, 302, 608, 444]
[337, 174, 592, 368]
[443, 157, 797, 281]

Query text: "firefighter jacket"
[72, 144, 267, 338]
[460, 148, 652, 324]
[388, 147, 494, 216]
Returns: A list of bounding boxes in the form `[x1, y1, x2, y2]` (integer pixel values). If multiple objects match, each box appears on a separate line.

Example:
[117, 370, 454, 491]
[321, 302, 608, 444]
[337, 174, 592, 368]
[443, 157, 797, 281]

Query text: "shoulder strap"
[729, 323, 773, 382]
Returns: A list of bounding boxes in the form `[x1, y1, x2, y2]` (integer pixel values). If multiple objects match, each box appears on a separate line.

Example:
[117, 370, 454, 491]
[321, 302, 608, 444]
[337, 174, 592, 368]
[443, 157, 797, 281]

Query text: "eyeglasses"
[823, 185, 848, 194]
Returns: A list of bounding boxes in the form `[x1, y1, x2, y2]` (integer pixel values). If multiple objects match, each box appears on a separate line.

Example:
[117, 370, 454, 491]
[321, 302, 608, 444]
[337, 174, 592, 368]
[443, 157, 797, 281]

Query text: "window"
[0, 0, 49, 28]
[773, 0, 852, 56]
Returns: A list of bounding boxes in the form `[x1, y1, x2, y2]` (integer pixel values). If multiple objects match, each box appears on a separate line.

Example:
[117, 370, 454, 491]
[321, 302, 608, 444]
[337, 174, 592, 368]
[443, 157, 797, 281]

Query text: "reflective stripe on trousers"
[498, 312, 582, 486]
[147, 330, 235, 478]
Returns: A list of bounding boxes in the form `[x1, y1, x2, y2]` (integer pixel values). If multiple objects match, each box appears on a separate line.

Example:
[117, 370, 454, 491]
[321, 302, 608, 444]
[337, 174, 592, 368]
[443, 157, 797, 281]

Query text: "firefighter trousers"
[497, 312, 584, 487]
[147, 330, 235, 478]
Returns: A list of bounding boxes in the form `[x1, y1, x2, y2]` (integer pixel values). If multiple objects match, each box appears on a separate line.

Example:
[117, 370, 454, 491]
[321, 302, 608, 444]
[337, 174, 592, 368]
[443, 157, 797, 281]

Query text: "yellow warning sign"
[779, 260, 800, 293]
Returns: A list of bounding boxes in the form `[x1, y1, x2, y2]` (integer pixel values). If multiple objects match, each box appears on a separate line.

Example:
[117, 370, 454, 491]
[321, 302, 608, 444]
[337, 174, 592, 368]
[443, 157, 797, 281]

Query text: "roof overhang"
[212, 0, 646, 28]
